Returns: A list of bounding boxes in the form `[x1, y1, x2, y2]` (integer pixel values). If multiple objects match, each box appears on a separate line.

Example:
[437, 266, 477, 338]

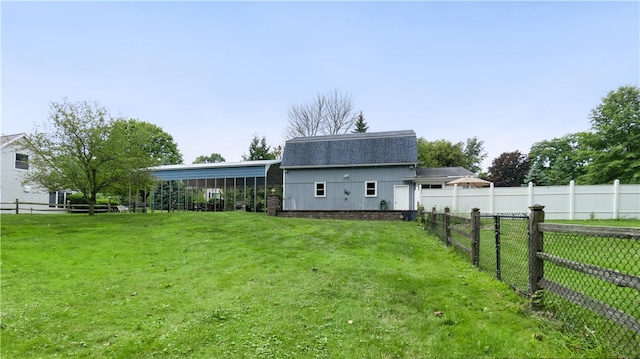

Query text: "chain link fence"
[537, 226, 640, 357]
[423, 208, 530, 294]
[422, 206, 640, 357]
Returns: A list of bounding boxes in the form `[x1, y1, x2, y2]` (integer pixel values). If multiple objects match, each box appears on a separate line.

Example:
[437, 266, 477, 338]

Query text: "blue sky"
[2, 1, 638, 171]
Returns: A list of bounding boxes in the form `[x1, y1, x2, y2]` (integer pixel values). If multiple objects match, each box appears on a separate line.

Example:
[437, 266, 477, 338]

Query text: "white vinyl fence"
[419, 180, 640, 220]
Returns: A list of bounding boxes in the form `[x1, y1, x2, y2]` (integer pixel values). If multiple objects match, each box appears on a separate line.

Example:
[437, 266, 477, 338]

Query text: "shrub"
[66, 193, 120, 205]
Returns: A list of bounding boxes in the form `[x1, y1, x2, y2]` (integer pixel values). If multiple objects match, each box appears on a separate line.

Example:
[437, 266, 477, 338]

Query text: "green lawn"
[554, 218, 640, 227]
[0, 213, 617, 358]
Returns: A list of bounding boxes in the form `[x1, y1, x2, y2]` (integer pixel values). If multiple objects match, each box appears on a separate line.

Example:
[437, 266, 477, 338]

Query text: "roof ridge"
[286, 130, 415, 143]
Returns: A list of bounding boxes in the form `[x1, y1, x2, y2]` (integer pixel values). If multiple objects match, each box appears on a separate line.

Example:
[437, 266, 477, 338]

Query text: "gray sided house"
[280, 130, 419, 211]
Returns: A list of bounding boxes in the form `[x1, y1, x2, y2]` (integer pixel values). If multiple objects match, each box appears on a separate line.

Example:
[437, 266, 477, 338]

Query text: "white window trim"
[365, 181, 377, 197]
[314, 182, 326, 198]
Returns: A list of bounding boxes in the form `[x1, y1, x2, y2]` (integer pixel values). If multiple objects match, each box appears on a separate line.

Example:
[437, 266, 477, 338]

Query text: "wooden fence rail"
[428, 206, 480, 266]
[0, 199, 118, 214]
[528, 205, 640, 335]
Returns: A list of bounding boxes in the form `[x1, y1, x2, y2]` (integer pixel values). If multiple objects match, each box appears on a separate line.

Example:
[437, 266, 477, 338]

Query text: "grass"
[553, 218, 640, 227]
[0, 212, 621, 358]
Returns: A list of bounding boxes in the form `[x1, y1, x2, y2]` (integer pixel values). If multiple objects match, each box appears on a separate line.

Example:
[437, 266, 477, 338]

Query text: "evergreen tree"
[242, 135, 276, 161]
[524, 160, 549, 186]
[352, 112, 368, 133]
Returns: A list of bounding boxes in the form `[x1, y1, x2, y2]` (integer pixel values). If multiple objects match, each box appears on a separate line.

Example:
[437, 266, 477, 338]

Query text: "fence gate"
[479, 213, 530, 296]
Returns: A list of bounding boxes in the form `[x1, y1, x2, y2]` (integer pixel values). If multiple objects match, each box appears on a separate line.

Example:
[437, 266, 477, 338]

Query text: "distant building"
[280, 130, 419, 211]
[148, 160, 282, 212]
[1, 133, 69, 213]
[415, 167, 476, 189]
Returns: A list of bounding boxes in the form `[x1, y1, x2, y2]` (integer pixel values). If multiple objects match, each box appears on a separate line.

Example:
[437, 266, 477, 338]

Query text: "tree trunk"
[88, 192, 97, 216]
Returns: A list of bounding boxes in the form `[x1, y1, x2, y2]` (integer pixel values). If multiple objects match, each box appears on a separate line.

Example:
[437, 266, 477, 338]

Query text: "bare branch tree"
[284, 89, 359, 139]
[323, 89, 358, 135]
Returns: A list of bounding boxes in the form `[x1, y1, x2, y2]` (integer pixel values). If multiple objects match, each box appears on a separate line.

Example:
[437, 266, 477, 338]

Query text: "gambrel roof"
[281, 130, 418, 169]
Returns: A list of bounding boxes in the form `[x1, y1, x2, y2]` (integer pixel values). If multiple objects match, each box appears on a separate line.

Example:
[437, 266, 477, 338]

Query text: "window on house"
[422, 184, 443, 189]
[365, 181, 377, 197]
[49, 191, 71, 208]
[314, 182, 326, 197]
[49, 192, 56, 208]
[59, 192, 71, 208]
[15, 153, 29, 170]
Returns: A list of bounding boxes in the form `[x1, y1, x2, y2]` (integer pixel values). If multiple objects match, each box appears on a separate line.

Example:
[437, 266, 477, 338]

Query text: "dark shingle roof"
[281, 130, 418, 168]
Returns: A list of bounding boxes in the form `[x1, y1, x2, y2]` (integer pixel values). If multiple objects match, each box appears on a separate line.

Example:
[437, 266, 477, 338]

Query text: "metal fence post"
[431, 206, 436, 230]
[528, 205, 545, 299]
[494, 214, 501, 280]
[15, 198, 19, 214]
[471, 208, 480, 267]
[444, 207, 451, 247]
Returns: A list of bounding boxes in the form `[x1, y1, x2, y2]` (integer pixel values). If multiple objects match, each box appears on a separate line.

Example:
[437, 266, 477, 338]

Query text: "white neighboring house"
[1, 133, 69, 214]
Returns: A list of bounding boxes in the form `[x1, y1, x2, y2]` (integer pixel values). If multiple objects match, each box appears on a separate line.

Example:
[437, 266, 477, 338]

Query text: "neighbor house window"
[422, 184, 443, 189]
[365, 181, 377, 197]
[15, 153, 29, 170]
[49, 191, 71, 208]
[314, 182, 326, 197]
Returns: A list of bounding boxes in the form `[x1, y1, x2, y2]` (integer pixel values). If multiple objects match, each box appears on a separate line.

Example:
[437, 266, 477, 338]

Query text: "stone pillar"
[267, 194, 280, 216]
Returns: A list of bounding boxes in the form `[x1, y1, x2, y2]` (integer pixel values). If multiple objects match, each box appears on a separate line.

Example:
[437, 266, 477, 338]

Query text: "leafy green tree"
[487, 151, 530, 187]
[242, 135, 276, 161]
[352, 111, 368, 133]
[528, 133, 587, 185]
[110, 119, 183, 208]
[23, 99, 157, 215]
[417, 138, 467, 168]
[462, 136, 487, 173]
[114, 119, 183, 166]
[193, 153, 226, 164]
[580, 85, 640, 184]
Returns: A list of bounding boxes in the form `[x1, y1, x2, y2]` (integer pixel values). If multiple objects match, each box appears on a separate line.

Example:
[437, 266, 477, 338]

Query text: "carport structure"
[148, 160, 282, 212]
